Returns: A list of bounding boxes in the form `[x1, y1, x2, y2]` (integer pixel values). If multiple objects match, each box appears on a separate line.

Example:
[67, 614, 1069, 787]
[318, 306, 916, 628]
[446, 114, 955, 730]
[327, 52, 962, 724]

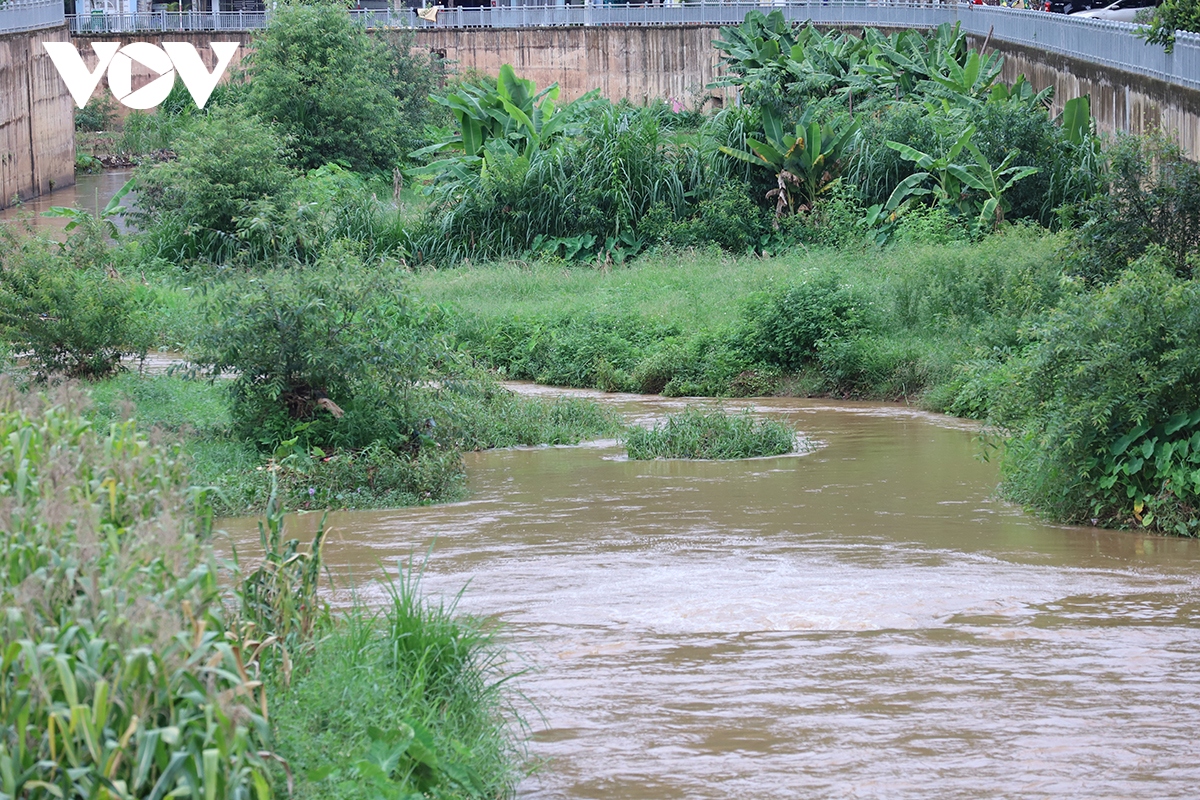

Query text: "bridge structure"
[56, 1, 1200, 94]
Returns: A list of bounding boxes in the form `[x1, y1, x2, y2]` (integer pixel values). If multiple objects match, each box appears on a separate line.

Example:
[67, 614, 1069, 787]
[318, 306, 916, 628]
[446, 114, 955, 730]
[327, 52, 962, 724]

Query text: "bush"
[1062, 132, 1200, 283]
[133, 107, 296, 264]
[0, 234, 152, 380]
[997, 261, 1200, 532]
[739, 275, 869, 371]
[625, 406, 796, 459]
[194, 251, 441, 451]
[640, 182, 769, 253]
[245, 2, 416, 172]
[74, 93, 115, 131]
[1139, 0, 1200, 52]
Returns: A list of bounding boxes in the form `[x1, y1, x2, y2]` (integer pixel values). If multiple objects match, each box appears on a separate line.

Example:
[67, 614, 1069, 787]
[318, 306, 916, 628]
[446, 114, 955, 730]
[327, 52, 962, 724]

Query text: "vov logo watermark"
[43, 42, 239, 110]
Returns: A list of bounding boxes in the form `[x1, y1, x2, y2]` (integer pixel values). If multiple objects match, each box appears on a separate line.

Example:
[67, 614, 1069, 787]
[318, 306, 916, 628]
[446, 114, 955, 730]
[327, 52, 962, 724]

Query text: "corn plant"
[0, 384, 277, 800]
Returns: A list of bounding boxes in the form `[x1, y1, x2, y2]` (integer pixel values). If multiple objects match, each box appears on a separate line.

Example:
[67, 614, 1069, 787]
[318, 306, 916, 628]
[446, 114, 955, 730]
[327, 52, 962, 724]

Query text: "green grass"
[625, 407, 796, 460]
[273, 565, 522, 799]
[415, 227, 1066, 405]
[89, 372, 230, 432]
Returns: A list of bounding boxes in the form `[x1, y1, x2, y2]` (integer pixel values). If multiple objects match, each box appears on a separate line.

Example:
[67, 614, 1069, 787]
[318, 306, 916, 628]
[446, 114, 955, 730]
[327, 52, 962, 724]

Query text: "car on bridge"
[1042, 0, 1100, 14]
[1070, 0, 1159, 20]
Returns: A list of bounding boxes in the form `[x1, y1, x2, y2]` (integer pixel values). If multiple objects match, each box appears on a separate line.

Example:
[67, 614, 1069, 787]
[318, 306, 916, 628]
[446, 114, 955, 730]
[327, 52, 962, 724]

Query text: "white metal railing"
[0, 0, 65, 33]
[64, 1, 1200, 92]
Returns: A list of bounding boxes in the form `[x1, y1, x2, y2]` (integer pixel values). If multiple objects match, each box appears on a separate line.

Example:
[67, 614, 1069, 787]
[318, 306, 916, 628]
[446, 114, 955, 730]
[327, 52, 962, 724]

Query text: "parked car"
[1071, 0, 1159, 20]
[1042, 0, 1098, 13]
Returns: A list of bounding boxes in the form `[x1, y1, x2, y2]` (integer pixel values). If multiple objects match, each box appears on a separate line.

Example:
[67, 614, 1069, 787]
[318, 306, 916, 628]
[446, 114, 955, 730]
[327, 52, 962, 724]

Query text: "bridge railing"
[1, 0, 65, 34]
[65, 1, 1200, 93]
[957, 4, 1200, 91]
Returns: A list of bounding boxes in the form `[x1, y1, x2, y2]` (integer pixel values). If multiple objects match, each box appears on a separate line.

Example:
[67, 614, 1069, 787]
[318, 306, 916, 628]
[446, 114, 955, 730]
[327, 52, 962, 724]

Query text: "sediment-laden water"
[0, 170, 135, 235]
[219, 386, 1200, 799]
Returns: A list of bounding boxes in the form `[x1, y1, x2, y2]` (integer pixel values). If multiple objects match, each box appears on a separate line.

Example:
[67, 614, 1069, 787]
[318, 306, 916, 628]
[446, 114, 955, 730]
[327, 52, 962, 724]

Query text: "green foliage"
[193, 253, 439, 451]
[1139, 0, 1200, 52]
[0, 383, 276, 800]
[639, 182, 769, 253]
[719, 105, 858, 217]
[272, 442, 466, 511]
[245, 2, 414, 172]
[74, 94, 115, 132]
[625, 407, 796, 459]
[998, 262, 1200, 532]
[0, 233, 152, 380]
[1061, 132, 1200, 283]
[273, 565, 521, 800]
[739, 275, 868, 371]
[239, 487, 330, 655]
[867, 126, 1040, 236]
[413, 102, 693, 264]
[133, 107, 296, 264]
[417, 64, 588, 163]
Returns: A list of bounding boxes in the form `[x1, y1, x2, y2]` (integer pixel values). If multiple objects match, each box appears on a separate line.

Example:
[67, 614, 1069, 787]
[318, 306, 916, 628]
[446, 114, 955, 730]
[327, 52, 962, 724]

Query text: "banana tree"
[719, 106, 859, 218]
[413, 64, 592, 167]
[43, 176, 135, 239]
[865, 125, 1039, 232]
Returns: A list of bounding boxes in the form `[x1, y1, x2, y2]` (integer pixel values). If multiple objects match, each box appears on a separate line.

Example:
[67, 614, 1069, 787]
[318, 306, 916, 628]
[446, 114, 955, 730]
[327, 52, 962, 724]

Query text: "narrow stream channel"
[0, 171, 135, 235]
[220, 386, 1200, 799]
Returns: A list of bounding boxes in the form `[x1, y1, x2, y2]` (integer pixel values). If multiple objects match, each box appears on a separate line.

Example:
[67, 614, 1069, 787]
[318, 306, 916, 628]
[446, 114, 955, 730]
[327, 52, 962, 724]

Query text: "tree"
[245, 2, 407, 172]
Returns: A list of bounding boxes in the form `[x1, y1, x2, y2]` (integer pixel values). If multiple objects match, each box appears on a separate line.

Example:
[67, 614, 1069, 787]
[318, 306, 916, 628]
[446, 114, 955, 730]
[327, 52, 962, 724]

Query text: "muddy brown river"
[223, 386, 1200, 798]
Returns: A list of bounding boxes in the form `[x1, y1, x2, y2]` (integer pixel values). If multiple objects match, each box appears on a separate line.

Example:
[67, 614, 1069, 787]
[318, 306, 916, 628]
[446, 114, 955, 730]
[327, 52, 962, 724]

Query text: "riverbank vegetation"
[0, 382, 525, 799]
[625, 407, 797, 460]
[26, 3, 1200, 537]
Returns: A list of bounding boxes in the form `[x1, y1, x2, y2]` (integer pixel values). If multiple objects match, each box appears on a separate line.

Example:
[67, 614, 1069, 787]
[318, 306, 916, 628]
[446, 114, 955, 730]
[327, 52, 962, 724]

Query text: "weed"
[625, 407, 796, 460]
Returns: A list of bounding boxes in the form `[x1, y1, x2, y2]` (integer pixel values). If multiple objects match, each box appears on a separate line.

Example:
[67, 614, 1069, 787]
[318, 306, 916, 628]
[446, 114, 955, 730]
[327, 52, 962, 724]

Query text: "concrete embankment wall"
[978, 37, 1200, 159]
[0, 25, 75, 207]
[9, 21, 1193, 209]
[407, 26, 727, 108]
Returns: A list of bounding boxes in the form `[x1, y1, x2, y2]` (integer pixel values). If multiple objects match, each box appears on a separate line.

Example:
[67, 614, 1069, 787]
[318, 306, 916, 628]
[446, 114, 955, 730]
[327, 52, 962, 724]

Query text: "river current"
[219, 386, 1200, 799]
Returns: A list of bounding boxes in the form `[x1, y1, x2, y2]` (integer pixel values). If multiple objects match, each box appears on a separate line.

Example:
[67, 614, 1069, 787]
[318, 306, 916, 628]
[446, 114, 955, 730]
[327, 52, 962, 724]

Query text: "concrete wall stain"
[1, 26, 75, 208]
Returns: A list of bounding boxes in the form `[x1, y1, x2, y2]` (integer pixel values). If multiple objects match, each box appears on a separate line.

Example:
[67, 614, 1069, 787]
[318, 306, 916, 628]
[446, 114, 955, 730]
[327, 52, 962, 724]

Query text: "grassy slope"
[414, 228, 1065, 406]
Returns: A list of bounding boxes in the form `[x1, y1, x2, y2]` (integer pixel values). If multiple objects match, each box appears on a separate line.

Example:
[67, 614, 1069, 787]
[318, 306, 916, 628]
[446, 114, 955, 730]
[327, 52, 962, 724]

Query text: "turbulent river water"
[219, 385, 1200, 799]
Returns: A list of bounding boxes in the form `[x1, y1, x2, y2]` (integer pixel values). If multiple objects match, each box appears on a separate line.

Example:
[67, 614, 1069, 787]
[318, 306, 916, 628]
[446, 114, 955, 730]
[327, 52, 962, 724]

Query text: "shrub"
[194, 250, 441, 451]
[74, 93, 115, 131]
[1139, 0, 1200, 53]
[133, 107, 296, 264]
[1062, 132, 1200, 283]
[640, 182, 769, 253]
[0, 234, 152, 380]
[739, 275, 869, 371]
[625, 406, 796, 459]
[997, 261, 1200, 532]
[245, 2, 413, 172]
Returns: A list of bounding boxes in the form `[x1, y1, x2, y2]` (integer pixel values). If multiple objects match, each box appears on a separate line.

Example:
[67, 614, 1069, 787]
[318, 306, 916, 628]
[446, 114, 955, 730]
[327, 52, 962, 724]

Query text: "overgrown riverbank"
[11, 4, 1200, 536]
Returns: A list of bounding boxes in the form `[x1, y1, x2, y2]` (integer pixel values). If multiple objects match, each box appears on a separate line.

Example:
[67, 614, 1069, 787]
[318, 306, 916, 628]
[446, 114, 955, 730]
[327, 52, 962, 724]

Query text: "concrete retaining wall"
[980, 37, 1200, 158]
[0, 25, 75, 207]
[33, 23, 1200, 194]
[408, 26, 727, 108]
